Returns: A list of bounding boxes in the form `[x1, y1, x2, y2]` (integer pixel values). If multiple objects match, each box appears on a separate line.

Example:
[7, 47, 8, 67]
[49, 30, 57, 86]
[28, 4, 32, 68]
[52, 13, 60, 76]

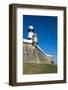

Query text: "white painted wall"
[0, 0, 68, 90]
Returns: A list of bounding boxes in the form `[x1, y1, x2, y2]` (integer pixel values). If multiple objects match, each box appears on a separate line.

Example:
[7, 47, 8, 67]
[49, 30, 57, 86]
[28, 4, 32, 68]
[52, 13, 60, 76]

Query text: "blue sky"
[23, 15, 57, 64]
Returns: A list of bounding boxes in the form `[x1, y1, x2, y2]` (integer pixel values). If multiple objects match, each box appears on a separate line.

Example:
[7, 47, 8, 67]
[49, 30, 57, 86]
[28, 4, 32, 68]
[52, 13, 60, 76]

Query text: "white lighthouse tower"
[28, 25, 34, 39]
[27, 25, 38, 47]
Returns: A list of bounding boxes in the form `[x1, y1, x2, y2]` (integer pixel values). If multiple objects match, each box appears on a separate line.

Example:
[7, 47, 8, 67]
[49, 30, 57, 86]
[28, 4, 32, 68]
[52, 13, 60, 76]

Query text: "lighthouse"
[28, 25, 38, 47]
[28, 25, 34, 40]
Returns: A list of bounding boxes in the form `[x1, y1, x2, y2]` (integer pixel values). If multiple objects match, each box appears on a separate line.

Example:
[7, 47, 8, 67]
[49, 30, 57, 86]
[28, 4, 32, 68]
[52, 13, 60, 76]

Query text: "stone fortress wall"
[23, 42, 54, 64]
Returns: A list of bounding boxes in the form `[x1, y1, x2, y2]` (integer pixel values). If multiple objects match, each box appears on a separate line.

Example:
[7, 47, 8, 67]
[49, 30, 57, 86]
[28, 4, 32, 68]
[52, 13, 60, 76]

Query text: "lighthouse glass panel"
[23, 15, 57, 74]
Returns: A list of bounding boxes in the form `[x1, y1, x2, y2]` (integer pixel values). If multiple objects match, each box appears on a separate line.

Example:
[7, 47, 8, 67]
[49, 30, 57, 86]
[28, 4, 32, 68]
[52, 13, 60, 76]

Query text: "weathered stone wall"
[23, 42, 54, 64]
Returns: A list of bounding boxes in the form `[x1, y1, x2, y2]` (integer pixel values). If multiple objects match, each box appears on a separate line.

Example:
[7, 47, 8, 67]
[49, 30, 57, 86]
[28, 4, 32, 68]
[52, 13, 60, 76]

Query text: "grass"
[23, 63, 57, 74]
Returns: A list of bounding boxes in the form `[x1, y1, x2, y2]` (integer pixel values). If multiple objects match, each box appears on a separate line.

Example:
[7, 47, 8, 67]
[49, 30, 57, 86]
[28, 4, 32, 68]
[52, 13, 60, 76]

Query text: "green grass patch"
[23, 63, 57, 74]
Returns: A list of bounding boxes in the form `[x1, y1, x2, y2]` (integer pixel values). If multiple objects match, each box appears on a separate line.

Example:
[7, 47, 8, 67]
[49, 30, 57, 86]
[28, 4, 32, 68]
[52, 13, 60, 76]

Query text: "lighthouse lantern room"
[28, 25, 34, 39]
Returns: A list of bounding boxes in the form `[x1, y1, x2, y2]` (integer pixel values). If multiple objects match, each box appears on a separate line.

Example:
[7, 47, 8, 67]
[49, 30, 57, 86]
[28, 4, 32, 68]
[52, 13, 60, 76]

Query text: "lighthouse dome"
[29, 25, 34, 30]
